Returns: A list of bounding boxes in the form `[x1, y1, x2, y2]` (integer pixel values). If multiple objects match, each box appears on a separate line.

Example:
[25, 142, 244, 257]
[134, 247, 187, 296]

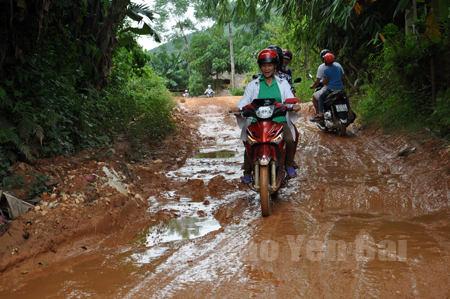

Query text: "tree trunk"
[216, 72, 219, 91]
[95, 0, 128, 90]
[405, 7, 410, 35]
[227, 8, 235, 90]
[412, 0, 417, 35]
[430, 55, 436, 104]
[178, 21, 190, 78]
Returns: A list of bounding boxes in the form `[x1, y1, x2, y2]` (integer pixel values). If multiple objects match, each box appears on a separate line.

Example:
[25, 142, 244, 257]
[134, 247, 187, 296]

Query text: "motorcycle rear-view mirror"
[293, 78, 302, 83]
[285, 98, 299, 105]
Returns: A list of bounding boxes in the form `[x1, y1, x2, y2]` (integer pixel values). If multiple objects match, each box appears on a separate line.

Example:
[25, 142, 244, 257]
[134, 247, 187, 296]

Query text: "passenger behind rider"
[204, 85, 214, 96]
[183, 89, 189, 97]
[309, 49, 344, 116]
[254, 46, 296, 95]
[230, 49, 301, 184]
[281, 49, 293, 77]
[310, 53, 353, 122]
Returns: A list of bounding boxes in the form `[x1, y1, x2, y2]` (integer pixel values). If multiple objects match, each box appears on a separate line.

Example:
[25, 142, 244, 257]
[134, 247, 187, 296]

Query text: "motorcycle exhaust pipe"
[254, 164, 260, 191]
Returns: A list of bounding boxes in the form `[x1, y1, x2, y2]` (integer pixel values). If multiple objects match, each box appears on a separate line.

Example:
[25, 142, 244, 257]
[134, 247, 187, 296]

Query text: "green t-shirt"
[252, 76, 286, 123]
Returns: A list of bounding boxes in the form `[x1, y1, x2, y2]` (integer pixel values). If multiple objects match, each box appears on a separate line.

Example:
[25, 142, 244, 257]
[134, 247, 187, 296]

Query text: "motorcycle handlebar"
[228, 109, 243, 115]
[229, 106, 293, 115]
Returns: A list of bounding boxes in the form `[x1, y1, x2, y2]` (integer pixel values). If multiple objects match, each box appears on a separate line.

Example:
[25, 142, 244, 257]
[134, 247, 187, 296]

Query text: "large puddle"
[128, 217, 221, 265]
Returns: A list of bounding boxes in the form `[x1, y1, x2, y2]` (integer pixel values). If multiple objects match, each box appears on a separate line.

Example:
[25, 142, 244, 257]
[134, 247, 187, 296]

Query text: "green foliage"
[188, 71, 206, 96]
[2, 175, 26, 190]
[29, 172, 52, 198]
[125, 68, 177, 143]
[189, 28, 251, 85]
[152, 0, 197, 41]
[0, 150, 13, 182]
[149, 52, 189, 89]
[0, 1, 177, 167]
[147, 34, 195, 55]
[357, 22, 450, 139]
[261, 16, 316, 102]
[230, 88, 244, 96]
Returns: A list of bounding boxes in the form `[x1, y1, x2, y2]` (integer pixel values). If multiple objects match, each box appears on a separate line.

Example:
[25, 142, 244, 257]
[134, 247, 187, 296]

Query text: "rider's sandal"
[310, 115, 324, 122]
[241, 175, 251, 185]
[286, 168, 297, 178]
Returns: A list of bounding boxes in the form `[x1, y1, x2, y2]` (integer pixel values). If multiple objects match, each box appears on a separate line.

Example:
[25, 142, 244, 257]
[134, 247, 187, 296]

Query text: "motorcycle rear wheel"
[260, 165, 271, 217]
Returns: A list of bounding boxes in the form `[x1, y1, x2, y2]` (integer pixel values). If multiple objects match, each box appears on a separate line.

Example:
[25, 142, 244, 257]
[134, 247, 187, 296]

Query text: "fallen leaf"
[84, 174, 98, 182]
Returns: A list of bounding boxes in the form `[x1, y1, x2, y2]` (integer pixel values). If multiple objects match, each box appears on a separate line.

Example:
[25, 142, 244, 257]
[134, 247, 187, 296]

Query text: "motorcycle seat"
[324, 90, 347, 105]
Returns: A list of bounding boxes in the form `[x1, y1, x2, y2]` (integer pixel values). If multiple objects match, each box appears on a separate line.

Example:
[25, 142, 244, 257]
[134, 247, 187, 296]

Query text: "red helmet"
[282, 49, 292, 60]
[323, 53, 335, 65]
[257, 49, 279, 66]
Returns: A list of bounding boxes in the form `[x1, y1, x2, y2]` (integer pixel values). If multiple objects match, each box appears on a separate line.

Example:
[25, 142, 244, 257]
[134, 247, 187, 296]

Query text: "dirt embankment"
[0, 100, 203, 275]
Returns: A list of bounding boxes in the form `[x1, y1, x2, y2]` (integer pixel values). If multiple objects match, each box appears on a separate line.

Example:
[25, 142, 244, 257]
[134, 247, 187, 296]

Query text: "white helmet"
[208, 85, 211, 87]
[185, 90, 188, 92]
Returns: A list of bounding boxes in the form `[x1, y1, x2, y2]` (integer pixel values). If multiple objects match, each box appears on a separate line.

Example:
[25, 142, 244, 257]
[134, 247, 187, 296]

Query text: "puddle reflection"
[129, 217, 221, 264]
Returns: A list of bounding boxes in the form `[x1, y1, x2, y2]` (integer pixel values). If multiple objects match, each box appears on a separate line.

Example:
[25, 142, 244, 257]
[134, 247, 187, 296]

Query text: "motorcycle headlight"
[256, 105, 275, 119]
[247, 135, 258, 144]
[270, 132, 284, 144]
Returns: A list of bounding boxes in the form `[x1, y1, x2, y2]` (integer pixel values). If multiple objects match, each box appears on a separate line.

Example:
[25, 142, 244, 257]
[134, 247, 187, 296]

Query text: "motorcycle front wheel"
[260, 165, 271, 217]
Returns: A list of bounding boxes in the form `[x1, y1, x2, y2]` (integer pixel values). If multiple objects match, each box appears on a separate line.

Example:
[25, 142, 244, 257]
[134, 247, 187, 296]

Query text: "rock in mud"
[207, 175, 229, 197]
[398, 147, 417, 157]
[178, 179, 207, 202]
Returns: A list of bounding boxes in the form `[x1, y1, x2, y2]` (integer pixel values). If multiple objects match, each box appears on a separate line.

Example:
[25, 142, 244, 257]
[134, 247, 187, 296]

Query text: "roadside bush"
[188, 71, 205, 97]
[0, 31, 177, 165]
[231, 88, 244, 96]
[357, 23, 450, 139]
[126, 67, 176, 143]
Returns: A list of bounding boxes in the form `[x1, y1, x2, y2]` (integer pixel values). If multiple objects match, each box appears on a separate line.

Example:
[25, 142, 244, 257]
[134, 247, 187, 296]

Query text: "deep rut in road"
[2, 97, 450, 299]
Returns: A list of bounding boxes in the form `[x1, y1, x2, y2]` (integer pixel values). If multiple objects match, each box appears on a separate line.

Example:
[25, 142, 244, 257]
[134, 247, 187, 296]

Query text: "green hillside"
[147, 34, 195, 55]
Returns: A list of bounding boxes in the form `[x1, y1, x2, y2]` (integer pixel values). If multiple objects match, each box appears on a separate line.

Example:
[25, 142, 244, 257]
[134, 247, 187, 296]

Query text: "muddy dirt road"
[2, 96, 450, 298]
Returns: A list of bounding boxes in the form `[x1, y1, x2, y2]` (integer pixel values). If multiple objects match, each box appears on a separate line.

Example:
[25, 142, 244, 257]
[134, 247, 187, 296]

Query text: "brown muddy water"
[2, 99, 450, 299]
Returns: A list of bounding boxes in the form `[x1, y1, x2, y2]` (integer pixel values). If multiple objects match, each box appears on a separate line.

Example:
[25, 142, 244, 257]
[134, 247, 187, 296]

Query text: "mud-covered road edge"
[0, 104, 202, 276]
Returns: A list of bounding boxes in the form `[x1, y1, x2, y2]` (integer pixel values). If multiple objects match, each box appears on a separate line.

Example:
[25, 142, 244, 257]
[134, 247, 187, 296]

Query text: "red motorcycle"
[231, 98, 299, 217]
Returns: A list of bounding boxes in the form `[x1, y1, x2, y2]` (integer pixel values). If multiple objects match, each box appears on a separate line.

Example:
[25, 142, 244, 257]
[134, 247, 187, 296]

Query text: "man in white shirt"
[309, 49, 344, 116]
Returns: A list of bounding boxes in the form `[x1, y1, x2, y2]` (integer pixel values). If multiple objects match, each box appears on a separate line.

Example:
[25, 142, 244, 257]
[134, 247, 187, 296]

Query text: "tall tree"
[202, 0, 239, 89]
[202, 0, 279, 89]
[152, 0, 199, 77]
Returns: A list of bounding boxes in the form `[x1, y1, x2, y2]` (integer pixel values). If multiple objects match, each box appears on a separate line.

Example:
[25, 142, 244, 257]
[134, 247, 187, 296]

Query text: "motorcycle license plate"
[335, 104, 348, 112]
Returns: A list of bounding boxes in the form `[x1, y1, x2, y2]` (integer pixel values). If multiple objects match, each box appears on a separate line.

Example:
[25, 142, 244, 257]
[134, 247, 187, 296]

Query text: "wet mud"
[1, 96, 450, 298]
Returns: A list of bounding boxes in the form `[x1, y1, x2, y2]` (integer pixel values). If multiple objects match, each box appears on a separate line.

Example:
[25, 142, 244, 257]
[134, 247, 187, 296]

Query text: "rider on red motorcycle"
[231, 49, 301, 184]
